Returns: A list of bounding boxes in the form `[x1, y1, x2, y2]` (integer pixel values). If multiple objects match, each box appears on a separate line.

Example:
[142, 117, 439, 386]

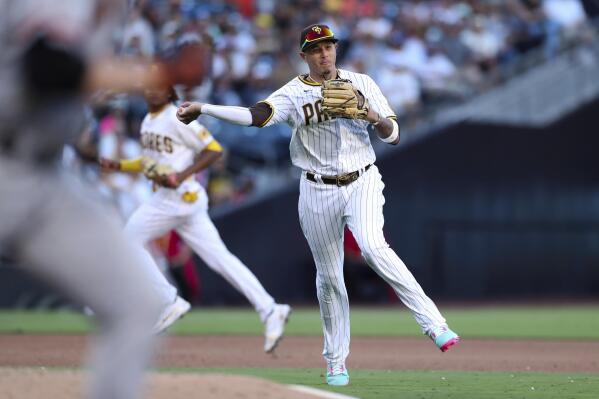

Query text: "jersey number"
[302, 100, 334, 126]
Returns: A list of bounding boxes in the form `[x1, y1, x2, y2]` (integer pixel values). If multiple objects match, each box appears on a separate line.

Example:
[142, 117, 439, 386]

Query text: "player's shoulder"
[143, 104, 176, 123]
[140, 111, 154, 128]
[165, 103, 182, 122]
[276, 77, 304, 93]
[179, 110, 209, 135]
[262, 78, 301, 104]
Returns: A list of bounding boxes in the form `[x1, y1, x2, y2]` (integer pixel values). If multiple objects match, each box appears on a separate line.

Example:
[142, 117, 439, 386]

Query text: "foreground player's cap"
[299, 24, 339, 52]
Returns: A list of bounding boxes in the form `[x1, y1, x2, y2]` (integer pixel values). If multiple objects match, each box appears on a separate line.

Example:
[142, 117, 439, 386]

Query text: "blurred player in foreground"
[100, 84, 291, 353]
[0, 1, 207, 398]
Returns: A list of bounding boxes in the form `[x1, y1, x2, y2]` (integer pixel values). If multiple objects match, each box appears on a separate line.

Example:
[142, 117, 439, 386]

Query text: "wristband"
[381, 119, 399, 144]
[119, 157, 143, 173]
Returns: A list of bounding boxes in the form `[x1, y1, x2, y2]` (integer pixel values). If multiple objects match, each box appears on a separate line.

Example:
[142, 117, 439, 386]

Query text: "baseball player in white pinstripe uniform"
[100, 85, 291, 353]
[177, 24, 460, 386]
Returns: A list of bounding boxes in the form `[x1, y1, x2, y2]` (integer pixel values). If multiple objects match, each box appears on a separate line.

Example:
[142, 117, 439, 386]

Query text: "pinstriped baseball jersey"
[260, 69, 396, 175]
[258, 67, 450, 369]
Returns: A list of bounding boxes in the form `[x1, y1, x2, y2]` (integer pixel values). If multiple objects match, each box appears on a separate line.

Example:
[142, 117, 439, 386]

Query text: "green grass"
[0, 310, 92, 334]
[171, 368, 599, 399]
[1, 305, 597, 340]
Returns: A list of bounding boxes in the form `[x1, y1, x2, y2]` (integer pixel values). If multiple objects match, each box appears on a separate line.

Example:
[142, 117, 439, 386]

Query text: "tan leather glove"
[321, 79, 369, 120]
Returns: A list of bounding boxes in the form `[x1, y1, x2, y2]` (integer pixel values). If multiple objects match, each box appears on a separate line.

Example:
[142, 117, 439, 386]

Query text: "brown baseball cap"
[299, 24, 339, 52]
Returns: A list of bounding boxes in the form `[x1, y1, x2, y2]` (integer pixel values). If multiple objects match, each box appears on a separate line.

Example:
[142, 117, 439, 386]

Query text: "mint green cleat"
[429, 326, 460, 352]
[326, 364, 349, 386]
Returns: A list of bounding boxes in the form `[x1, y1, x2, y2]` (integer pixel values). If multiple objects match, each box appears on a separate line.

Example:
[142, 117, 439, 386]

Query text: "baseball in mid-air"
[168, 41, 212, 87]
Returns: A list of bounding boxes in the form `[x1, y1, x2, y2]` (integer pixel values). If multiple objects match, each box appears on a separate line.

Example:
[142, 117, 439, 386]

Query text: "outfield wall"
[197, 97, 599, 304]
[1, 99, 598, 308]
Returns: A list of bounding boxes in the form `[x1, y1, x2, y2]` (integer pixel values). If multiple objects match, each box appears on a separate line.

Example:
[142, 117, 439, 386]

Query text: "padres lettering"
[302, 100, 334, 126]
[142, 132, 173, 153]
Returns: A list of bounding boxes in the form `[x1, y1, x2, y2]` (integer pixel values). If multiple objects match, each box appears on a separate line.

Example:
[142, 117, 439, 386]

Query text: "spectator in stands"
[82, 0, 596, 212]
[461, 16, 504, 78]
[503, 0, 557, 60]
[346, 32, 386, 79]
[378, 59, 422, 117]
[419, 45, 466, 103]
[122, 5, 156, 58]
[543, 0, 588, 34]
[355, 5, 393, 40]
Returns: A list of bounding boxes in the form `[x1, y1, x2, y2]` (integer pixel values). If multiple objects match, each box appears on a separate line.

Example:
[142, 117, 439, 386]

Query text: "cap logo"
[301, 25, 336, 50]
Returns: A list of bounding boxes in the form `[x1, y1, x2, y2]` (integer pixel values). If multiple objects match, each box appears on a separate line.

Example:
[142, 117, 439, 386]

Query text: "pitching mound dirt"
[0, 368, 334, 399]
[1, 335, 598, 373]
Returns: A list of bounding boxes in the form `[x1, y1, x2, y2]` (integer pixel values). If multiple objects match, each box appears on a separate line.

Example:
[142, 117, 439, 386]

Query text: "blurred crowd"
[124, 0, 594, 112]
[69, 0, 596, 303]
[85, 0, 595, 205]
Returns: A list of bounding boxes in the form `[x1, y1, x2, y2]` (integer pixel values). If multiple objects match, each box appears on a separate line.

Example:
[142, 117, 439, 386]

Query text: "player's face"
[144, 87, 171, 107]
[301, 41, 337, 78]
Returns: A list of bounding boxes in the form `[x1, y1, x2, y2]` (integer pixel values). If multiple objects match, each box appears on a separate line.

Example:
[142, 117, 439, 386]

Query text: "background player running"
[100, 84, 291, 353]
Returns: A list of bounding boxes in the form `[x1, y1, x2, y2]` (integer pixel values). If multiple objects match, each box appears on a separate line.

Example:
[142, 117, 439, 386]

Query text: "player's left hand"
[150, 172, 181, 189]
[143, 161, 181, 188]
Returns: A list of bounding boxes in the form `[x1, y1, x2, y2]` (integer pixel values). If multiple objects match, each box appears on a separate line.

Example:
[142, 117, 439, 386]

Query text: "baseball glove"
[142, 157, 180, 188]
[321, 79, 369, 120]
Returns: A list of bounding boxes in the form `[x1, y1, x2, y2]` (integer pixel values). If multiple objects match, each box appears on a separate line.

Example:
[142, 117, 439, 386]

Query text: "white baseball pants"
[298, 165, 447, 366]
[124, 193, 276, 322]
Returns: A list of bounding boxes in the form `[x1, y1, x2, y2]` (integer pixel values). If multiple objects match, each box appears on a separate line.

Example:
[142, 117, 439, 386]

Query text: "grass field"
[2, 305, 599, 339]
[1, 305, 598, 399]
[193, 368, 599, 399]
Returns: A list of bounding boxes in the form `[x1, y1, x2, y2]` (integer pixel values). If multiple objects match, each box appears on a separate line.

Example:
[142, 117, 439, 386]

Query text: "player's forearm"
[118, 157, 144, 173]
[178, 149, 221, 181]
[73, 141, 99, 163]
[99, 157, 144, 173]
[367, 110, 400, 145]
[200, 104, 253, 126]
[376, 119, 400, 145]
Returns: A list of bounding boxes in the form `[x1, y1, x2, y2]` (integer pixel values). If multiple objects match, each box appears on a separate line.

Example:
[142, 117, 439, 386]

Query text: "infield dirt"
[1, 334, 598, 372]
[1, 334, 597, 398]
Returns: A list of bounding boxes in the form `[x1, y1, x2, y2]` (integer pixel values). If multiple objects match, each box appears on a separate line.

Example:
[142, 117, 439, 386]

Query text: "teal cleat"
[429, 326, 460, 352]
[326, 364, 349, 386]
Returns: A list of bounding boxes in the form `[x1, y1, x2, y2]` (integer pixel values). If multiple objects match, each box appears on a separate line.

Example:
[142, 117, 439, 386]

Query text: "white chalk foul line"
[287, 384, 361, 399]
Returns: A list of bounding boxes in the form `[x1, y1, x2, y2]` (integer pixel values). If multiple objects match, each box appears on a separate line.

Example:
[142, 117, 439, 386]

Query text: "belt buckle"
[336, 172, 353, 187]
